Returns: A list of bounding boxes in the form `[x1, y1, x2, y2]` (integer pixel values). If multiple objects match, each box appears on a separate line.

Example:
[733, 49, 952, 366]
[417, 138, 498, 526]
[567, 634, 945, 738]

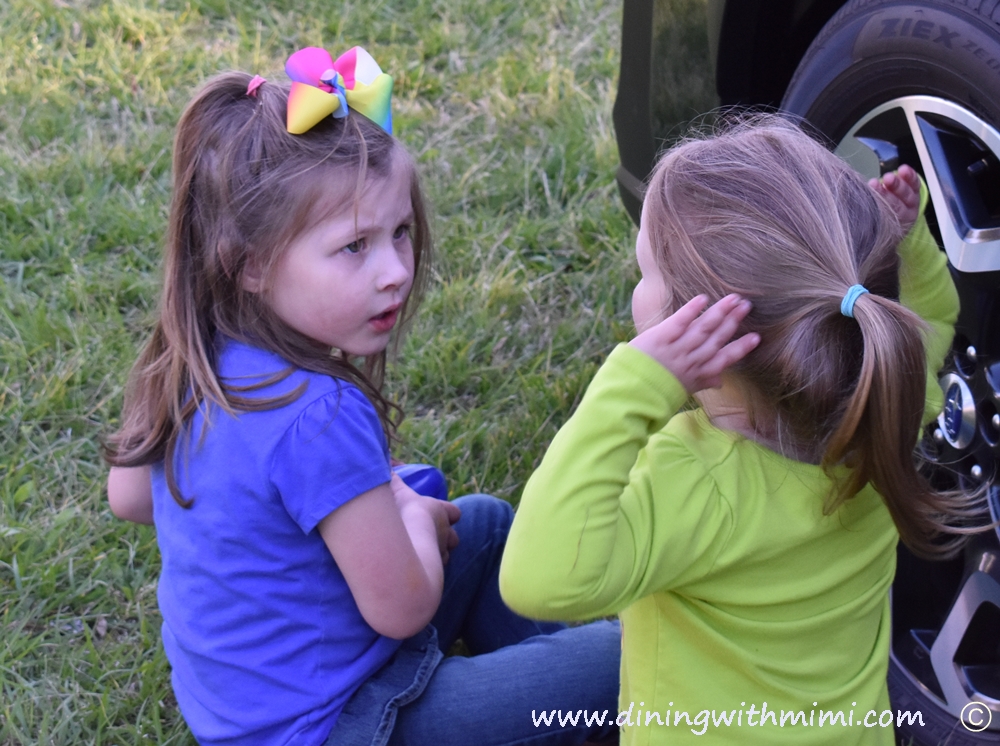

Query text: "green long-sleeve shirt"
[500, 191, 957, 745]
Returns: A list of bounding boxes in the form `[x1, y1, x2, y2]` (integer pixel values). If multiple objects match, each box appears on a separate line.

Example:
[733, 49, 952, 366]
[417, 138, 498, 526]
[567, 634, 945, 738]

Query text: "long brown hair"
[105, 71, 432, 505]
[643, 115, 984, 558]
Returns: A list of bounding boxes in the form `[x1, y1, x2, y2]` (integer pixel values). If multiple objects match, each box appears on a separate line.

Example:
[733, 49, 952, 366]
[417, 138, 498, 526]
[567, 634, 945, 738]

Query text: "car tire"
[782, 0, 1000, 144]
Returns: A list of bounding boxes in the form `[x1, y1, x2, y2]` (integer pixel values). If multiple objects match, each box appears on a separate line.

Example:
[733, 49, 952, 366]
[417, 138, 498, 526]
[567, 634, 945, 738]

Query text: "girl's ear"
[241, 260, 264, 293]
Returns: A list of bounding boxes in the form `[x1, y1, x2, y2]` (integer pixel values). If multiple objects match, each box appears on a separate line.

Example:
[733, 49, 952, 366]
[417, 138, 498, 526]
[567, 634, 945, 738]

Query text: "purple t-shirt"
[151, 339, 398, 746]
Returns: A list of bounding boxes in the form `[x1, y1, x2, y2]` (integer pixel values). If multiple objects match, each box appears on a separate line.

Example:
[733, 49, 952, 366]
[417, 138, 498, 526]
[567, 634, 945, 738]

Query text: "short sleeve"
[269, 384, 392, 534]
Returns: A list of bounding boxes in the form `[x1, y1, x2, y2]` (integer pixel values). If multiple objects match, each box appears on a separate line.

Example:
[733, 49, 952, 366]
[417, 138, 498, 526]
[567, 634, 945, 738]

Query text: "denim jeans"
[327, 493, 620, 746]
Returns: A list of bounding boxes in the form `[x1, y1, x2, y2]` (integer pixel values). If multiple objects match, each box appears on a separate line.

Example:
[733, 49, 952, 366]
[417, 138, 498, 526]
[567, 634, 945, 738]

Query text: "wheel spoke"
[838, 96, 1000, 273]
[929, 570, 1000, 724]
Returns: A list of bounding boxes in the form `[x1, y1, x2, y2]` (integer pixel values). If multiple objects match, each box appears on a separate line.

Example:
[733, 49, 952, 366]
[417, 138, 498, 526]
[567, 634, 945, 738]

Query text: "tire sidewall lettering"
[782, 1, 1000, 135]
[853, 7, 1000, 83]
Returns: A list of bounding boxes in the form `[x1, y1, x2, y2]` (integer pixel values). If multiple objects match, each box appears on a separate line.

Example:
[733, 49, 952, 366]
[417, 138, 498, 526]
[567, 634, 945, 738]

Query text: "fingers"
[883, 167, 918, 207]
[896, 164, 920, 192]
[630, 292, 759, 394]
[709, 331, 761, 375]
[688, 300, 759, 381]
[672, 295, 750, 366]
[437, 507, 460, 565]
[440, 524, 459, 565]
[389, 473, 419, 504]
[442, 500, 461, 524]
[872, 168, 919, 207]
[870, 166, 920, 232]
[660, 294, 710, 343]
[696, 295, 752, 349]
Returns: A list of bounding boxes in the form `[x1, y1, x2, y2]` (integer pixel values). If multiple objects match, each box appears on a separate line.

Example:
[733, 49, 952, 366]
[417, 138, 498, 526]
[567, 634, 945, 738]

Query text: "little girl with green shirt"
[499, 117, 987, 745]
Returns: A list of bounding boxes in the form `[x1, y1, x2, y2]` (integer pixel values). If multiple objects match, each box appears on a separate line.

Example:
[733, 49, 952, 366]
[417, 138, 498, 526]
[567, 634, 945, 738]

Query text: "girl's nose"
[375, 243, 413, 291]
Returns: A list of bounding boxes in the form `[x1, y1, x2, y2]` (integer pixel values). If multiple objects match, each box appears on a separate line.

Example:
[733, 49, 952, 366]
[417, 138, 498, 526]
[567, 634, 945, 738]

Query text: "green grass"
[0, 0, 710, 742]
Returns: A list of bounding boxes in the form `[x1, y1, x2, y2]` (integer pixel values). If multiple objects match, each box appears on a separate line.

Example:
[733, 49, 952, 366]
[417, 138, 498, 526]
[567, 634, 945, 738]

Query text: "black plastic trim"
[613, 0, 656, 226]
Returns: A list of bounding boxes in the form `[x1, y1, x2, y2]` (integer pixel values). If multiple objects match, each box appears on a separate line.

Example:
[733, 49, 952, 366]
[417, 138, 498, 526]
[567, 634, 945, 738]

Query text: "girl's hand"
[390, 474, 460, 565]
[629, 294, 759, 394]
[869, 164, 921, 233]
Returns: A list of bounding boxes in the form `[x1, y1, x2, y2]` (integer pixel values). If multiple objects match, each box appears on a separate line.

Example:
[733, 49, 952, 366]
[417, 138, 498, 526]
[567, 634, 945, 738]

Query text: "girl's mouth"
[370, 306, 400, 332]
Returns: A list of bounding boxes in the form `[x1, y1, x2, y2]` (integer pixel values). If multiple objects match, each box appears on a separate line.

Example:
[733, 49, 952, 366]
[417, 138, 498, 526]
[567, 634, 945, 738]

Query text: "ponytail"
[822, 294, 981, 558]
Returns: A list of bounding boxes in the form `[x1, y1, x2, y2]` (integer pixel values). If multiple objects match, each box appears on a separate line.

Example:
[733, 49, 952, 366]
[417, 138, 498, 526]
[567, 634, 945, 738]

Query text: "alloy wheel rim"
[836, 95, 1000, 274]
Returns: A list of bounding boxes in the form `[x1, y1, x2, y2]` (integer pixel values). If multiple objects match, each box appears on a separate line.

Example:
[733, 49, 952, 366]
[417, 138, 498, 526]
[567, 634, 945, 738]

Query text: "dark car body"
[615, 0, 853, 221]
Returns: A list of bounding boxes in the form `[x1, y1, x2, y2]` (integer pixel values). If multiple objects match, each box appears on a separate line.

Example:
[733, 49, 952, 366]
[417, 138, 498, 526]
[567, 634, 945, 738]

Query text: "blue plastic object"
[392, 463, 449, 501]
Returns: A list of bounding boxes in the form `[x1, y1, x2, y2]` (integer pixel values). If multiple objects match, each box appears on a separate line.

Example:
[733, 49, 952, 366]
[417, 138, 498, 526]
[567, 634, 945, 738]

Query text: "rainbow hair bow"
[285, 46, 393, 135]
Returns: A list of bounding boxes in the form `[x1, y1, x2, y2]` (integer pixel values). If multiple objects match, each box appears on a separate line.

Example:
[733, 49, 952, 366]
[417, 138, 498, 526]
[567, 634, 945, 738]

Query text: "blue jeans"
[327, 493, 620, 746]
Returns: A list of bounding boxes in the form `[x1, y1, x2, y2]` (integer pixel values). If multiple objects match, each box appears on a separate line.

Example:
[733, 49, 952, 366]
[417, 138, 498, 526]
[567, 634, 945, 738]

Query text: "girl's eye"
[393, 224, 412, 241]
[342, 239, 363, 255]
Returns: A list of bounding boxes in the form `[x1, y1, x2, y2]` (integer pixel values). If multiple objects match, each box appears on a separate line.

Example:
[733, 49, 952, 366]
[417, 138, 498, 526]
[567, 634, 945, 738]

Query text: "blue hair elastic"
[840, 284, 869, 318]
